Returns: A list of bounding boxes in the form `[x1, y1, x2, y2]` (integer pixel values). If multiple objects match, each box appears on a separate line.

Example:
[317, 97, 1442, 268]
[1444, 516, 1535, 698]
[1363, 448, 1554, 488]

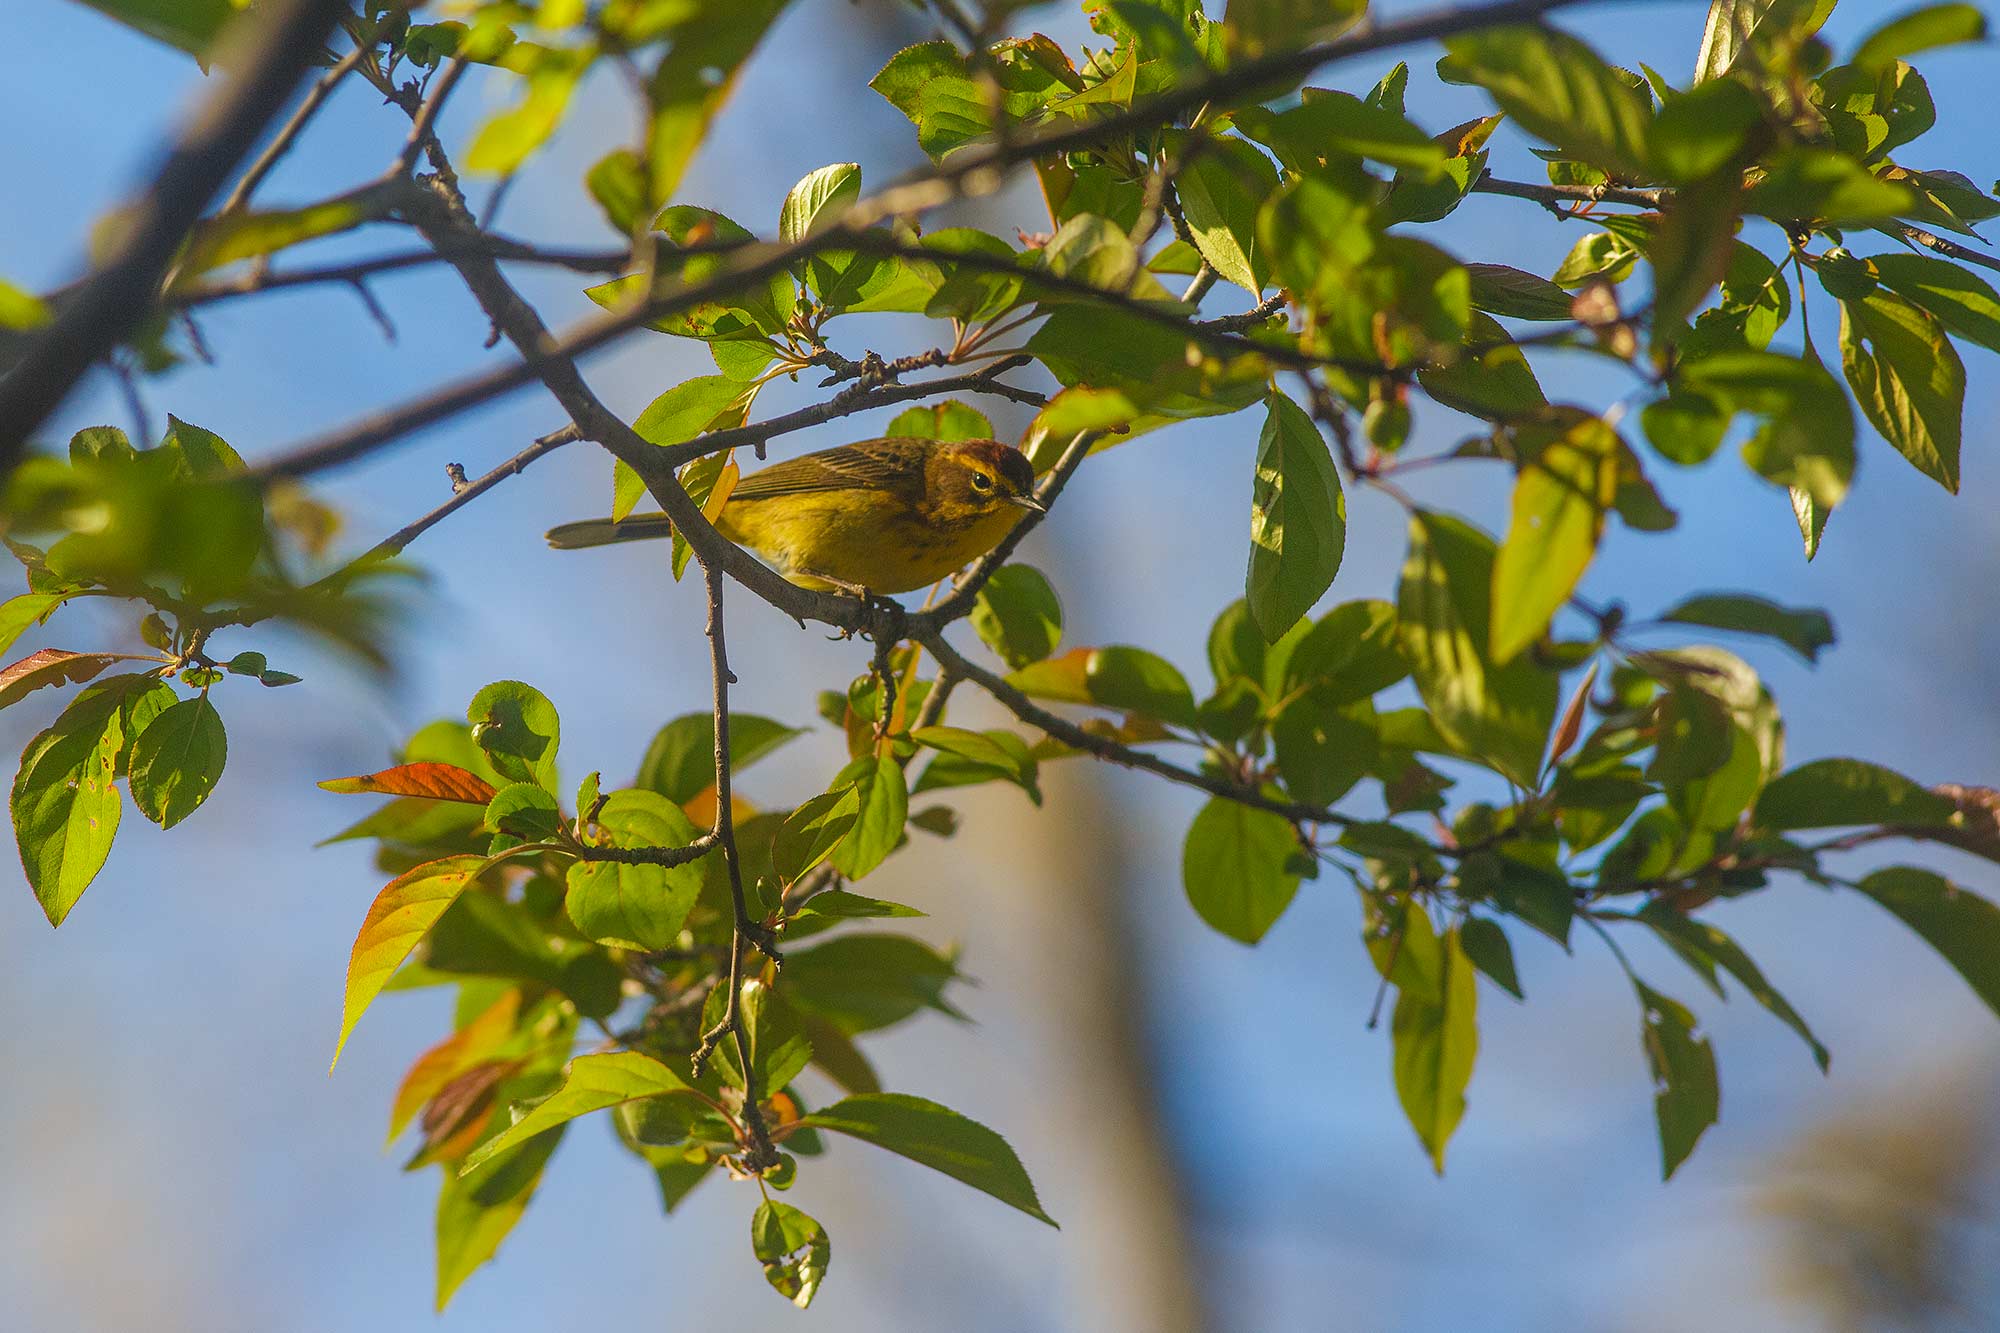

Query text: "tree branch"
[216, 38, 373, 218]
[0, 0, 352, 458]
[358, 424, 580, 562]
[654, 355, 1044, 469]
[689, 557, 782, 1172]
[917, 628, 1353, 830]
[167, 239, 636, 307]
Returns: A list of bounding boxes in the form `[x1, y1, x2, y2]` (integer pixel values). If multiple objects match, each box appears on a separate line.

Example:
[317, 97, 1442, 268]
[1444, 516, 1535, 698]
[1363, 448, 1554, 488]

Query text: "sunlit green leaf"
[800, 1092, 1055, 1225]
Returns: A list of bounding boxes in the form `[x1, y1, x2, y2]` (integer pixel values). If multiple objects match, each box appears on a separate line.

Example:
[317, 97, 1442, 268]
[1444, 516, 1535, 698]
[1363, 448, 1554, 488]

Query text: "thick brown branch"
[0, 0, 352, 457]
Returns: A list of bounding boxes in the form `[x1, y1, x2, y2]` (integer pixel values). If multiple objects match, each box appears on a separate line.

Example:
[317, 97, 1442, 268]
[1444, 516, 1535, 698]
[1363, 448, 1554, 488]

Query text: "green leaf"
[1176, 139, 1281, 292]
[1391, 924, 1479, 1173]
[1281, 599, 1408, 704]
[885, 398, 995, 442]
[127, 695, 225, 829]
[1650, 79, 1760, 183]
[435, 1124, 563, 1312]
[1637, 903, 1828, 1069]
[780, 163, 861, 243]
[632, 375, 748, 450]
[752, 1201, 831, 1308]
[1458, 916, 1523, 999]
[12, 682, 132, 925]
[1490, 414, 1618, 663]
[785, 933, 965, 1033]
[1838, 290, 1964, 493]
[0, 593, 66, 660]
[1026, 304, 1268, 420]
[566, 790, 706, 950]
[871, 42, 997, 159]
[800, 1092, 1055, 1226]
[1440, 26, 1653, 179]
[910, 726, 1041, 801]
[1852, 3, 1987, 73]
[1680, 350, 1854, 549]
[1856, 867, 2000, 1018]
[1745, 149, 1913, 223]
[1636, 980, 1719, 1180]
[484, 783, 561, 843]
[1223, 0, 1366, 57]
[1084, 646, 1197, 727]
[640, 0, 789, 205]
[1869, 253, 2000, 353]
[1247, 391, 1346, 643]
[465, 61, 584, 175]
[467, 681, 560, 792]
[1272, 692, 1376, 805]
[1659, 594, 1835, 663]
[773, 786, 863, 884]
[180, 192, 380, 273]
[829, 755, 908, 880]
[1181, 797, 1303, 944]
[1466, 264, 1573, 320]
[636, 712, 803, 804]
[461, 1052, 693, 1175]
[1754, 758, 1955, 830]
[75, 0, 238, 59]
[1289, 87, 1449, 176]
[1397, 512, 1558, 789]
[971, 566, 1064, 669]
[335, 855, 491, 1068]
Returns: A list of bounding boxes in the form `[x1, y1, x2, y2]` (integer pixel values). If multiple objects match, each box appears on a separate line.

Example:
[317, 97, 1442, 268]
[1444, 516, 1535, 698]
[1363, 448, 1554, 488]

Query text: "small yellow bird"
[546, 435, 1044, 595]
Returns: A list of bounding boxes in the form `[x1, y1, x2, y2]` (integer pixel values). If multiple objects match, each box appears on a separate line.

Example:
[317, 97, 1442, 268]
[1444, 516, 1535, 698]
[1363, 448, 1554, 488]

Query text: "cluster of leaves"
[318, 680, 1051, 1308]
[15, 0, 2000, 1315]
[1, 420, 396, 925]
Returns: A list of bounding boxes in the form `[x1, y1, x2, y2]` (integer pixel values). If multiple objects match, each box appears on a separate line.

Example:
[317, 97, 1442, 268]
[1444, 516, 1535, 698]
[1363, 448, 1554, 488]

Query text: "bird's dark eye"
[970, 472, 992, 491]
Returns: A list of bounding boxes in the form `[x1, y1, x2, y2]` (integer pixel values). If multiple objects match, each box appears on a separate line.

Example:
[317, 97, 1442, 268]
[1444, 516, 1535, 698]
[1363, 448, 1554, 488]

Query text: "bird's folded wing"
[726, 438, 920, 502]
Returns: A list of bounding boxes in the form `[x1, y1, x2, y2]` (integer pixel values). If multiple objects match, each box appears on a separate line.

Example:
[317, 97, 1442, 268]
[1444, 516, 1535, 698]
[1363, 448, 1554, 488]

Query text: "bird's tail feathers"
[544, 513, 675, 549]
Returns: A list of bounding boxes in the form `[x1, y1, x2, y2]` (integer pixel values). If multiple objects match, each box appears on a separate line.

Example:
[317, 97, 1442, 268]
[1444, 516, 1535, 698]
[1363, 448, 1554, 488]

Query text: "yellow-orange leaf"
[319, 763, 498, 804]
[333, 855, 488, 1070]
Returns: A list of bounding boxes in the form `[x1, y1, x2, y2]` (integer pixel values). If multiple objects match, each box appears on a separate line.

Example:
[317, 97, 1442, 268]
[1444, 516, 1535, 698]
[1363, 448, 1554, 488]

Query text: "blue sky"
[3, 2, 1999, 1330]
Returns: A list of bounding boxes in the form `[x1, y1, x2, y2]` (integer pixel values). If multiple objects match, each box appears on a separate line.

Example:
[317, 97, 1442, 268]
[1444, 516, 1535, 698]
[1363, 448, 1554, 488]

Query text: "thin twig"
[690, 558, 781, 1172]
[918, 629, 1355, 831]
[396, 56, 470, 175]
[0, 0, 352, 457]
[167, 239, 635, 307]
[247, 0, 1605, 486]
[357, 425, 579, 562]
[218, 39, 373, 217]
[656, 356, 1044, 469]
[1198, 292, 1287, 333]
[576, 833, 718, 867]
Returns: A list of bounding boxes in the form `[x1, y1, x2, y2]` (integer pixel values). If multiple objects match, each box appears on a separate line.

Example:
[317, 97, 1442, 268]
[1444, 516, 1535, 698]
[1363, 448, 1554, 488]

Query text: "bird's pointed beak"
[1005, 492, 1048, 514]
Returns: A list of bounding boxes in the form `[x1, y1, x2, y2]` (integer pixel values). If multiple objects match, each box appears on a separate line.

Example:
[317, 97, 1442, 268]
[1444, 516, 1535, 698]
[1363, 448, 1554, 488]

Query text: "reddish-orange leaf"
[0, 648, 151, 710]
[407, 1059, 523, 1169]
[1545, 659, 1601, 780]
[319, 762, 497, 804]
[388, 989, 523, 1143]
